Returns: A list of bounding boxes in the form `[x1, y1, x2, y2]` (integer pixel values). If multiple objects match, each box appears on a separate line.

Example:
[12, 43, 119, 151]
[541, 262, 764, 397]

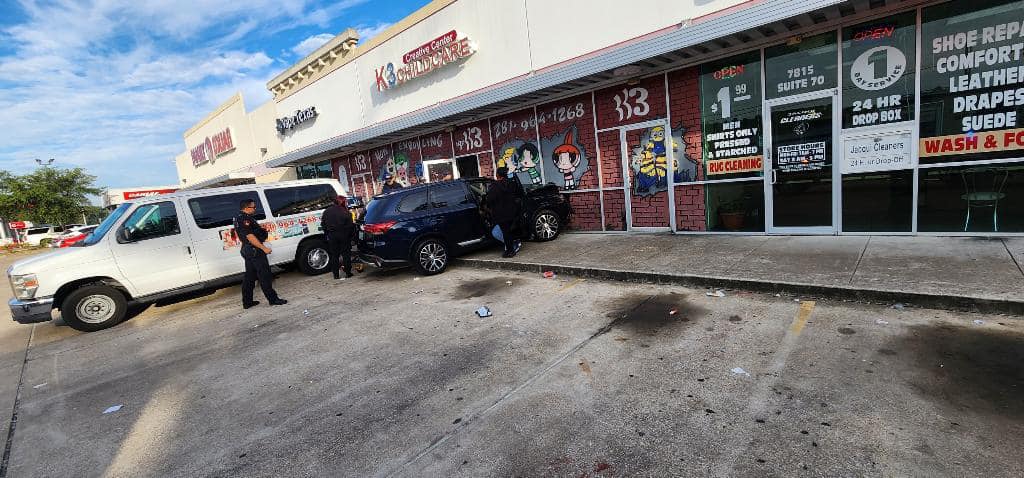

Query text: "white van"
[7, 179, 345, 332]
[22, 226, 57, 246]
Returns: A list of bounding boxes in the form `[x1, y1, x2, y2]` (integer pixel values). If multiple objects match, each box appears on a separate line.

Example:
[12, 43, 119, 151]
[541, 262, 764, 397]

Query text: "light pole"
[35, 158, 55, 166]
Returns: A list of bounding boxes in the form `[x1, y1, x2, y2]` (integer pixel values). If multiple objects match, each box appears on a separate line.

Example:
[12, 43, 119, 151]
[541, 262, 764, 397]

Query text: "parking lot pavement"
[1, 260, 1022, 477]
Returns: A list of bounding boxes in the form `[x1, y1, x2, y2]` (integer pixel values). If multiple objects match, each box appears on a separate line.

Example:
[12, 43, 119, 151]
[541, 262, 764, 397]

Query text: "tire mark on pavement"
[0, 325, 35, 478]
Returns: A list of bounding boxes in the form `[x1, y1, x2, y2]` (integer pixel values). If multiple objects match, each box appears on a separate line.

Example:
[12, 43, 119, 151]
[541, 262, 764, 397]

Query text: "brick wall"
[563, 191, 602, 231]
[668, 67, 707, 231]
[603, 189, 626, 231]
[594, 76, 667, 130]
[477, 151, 494, 178]
[598, 130, 623, 188]
[419, 131, 453, 161]
[453, 120, 491, 158]
[537, 93, 598, 190]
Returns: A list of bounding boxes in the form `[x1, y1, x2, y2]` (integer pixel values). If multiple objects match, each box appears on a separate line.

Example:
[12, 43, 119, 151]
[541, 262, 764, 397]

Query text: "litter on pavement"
[505, 280, 513, 286]
[103, 405, 123, 414]
[542, 271, 556, 279]
[731, 367, 750, 376]
[669, 308, 678, 315]
[892, 303, 905, 310]
[303, 309, 310, 316]
[32, 383, 47, 389]
[973, 319, 984, 325]
[706, 290, 726, 298]
[475, 306, 493, 318]
[875, 319, 889, 325]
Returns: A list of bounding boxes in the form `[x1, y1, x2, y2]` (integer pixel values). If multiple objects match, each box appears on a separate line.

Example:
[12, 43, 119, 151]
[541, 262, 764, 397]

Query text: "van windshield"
[82, 203, 131, 246]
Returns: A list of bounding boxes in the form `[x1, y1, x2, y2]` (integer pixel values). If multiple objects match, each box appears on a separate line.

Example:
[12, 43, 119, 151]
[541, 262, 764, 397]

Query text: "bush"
[39, 238, 53, 248]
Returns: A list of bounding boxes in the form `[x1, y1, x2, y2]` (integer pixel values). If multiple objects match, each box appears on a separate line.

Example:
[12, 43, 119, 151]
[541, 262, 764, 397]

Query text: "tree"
[0, 166, 103, 225]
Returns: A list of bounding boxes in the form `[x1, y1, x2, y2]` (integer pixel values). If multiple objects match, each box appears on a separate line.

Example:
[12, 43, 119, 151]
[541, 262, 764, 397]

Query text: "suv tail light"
[362, 220, 397, 235]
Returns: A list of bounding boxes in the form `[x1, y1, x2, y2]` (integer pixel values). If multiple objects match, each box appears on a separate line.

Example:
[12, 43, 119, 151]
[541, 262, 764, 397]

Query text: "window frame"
[116, 200, 181, 243]
[264, 184, 336, 218]
[188, 191, 266, 230]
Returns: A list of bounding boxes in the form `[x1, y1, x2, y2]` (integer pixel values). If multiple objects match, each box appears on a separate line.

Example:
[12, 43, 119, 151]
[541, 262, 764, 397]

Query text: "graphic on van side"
[219, 214, 323, 250]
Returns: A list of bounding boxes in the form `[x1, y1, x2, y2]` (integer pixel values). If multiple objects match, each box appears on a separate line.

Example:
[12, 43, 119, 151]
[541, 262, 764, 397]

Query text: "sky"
[0, 0, 429, 190]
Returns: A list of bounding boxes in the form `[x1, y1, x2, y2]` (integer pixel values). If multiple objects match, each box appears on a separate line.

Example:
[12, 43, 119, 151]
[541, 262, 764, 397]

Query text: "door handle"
[185, 245, 192, 255]
[771, 169, 778, 185]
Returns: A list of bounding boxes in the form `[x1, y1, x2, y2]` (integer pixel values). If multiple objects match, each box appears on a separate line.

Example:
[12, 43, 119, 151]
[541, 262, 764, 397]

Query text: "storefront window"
[841, 13, 916, 130]
[705, 181, 764, 232]
[699, 51, 764, 181]
[765, 31, 838, 100]
[918, 162, 1024, 232]
[294, 160, 333, 179]
[919, 0, 1024, 164]
[842, 170, 913, 232]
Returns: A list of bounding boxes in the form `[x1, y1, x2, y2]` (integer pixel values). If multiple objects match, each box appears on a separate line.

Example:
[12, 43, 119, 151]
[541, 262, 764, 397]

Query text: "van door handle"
[185, 246, 192, 255]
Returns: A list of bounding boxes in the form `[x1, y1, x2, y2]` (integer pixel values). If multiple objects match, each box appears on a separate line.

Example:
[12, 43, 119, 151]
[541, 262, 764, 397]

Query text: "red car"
[56, 226, 96, 248]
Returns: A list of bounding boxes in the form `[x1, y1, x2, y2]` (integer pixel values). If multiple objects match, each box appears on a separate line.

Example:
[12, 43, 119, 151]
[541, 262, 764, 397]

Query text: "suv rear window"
[363, 190, 429, 223]
[189, 192, 265, 229]
[265, 184, 335, 217]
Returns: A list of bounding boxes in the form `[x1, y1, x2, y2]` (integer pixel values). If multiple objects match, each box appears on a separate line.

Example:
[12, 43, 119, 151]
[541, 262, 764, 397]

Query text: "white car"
[8, 179, 346, 331]
[21, 226, 57, 246]
[50, 224, 90, 247]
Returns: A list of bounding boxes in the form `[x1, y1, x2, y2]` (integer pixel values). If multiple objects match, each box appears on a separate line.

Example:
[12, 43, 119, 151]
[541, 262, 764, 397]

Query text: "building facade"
[260, 0, 1022, 236]
[101, 186, 179, 209]
[175, 93, 294, 189]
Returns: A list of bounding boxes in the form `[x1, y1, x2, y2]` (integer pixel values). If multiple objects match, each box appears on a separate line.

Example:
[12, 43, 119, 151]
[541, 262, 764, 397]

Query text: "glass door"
[765, 93, 838, 233]
[620, 120, 674, 231]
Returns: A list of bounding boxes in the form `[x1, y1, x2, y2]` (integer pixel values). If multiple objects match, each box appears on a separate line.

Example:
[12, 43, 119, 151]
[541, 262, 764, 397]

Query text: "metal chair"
[961, 168, 1009, 232]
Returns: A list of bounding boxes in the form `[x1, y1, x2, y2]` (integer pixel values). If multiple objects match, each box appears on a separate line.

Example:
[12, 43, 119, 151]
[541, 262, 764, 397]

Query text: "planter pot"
[719, 212, 745, 231]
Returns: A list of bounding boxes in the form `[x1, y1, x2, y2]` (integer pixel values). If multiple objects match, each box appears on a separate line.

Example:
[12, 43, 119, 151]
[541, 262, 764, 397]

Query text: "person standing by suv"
[484, 166, 522, 258]
[234, 199, 287, 308]
[322, 195, 356, 280]
[381, 172, 404, 193]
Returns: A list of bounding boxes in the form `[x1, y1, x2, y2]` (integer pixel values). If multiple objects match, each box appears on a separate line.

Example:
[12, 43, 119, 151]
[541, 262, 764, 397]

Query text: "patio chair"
[961, 168, 1009, 232]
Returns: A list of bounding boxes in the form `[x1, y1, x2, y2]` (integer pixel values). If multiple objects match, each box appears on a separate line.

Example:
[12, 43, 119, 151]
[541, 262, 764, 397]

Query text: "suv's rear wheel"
[61, 285, 127, 332]
[532, 209, 561, 241]
[413, 238, 448, 275]
[296, 238, 330, 275]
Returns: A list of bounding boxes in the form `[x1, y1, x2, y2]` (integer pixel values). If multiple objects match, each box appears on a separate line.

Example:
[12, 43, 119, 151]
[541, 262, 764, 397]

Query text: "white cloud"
[0, 0, 367, 189]
[356, 22, 394, 43]
[291, 33, 335, 58]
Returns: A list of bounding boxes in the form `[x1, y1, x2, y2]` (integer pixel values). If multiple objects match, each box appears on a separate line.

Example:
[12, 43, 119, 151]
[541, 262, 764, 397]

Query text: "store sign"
[8, 221, 26, 230]
[123, 189, 177, 200]
[772, 103, 833, 172]
[843, 132, 912, 173]
[190, 127, 235, 167]
[701, 51, 764, 177]
[842, 12, 916, 129]
[765, 31, 838, 100]
[374, 30, 476, 92]
[276, 106, 317, 135]
[919, 4, 1024, 161]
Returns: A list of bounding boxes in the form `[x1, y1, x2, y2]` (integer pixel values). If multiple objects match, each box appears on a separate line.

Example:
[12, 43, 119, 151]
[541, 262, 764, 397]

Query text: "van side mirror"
[117, 228, 134, 244]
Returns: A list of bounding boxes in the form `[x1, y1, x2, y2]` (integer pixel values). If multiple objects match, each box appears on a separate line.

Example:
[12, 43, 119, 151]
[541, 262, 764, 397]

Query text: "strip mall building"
[212, 0, 1024, 235]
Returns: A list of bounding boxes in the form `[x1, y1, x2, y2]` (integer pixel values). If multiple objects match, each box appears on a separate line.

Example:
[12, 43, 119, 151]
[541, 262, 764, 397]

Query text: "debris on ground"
[542, 271, 556, 279]
[413, 277, 421, 281]
[706, 290, 726, 298]
[412, 289, 424, 294]
[669, 308, 678, 315]
[973, 319, 984, 325]
[731, 367, 751, 376]
[103, 405, 123, 414]
[875, 319, 889, 325]
[505, 280, 513, 286]
[475, 306, 493, 318]
[774, 293, 781, 297]
[32, 383, 47, 389]
[303, 309, 310, 316]
[892, 303, 905, 310]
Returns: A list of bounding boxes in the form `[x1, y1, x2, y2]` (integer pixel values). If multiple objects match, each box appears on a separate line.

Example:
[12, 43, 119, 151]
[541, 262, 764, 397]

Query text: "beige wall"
[176, 93, 285, 187]
[276, 0, 748, 155]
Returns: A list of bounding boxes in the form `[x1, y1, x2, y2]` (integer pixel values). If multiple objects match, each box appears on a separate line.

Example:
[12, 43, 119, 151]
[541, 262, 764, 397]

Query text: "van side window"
[430, 184, 472, 209]
[396, 191, 429, 214]
[118, 201, 180, 242]
[188, 192, 265, 229]
[265, 184, 335, 217]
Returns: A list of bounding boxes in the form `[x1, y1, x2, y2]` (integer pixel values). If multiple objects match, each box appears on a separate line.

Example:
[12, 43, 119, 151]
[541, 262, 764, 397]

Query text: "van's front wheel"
[296, 238, 330, 275]
[61, 285, 127, 332]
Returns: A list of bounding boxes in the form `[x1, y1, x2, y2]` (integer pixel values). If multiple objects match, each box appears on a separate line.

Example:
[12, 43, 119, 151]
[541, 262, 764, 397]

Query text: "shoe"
[243, 301, 260, 309]
[345, 271, 354, 278]
[333, 275, 341, 280]
[269, 299, 288, 306]
[512, 241, 522, 255]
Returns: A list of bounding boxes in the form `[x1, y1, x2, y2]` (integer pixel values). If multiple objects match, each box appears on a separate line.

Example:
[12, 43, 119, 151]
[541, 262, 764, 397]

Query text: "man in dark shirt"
[381, 172, 403, 193]
[234, 199, 286, 309]
[484, 166, 522, 258]
[321, 195, 356, 279]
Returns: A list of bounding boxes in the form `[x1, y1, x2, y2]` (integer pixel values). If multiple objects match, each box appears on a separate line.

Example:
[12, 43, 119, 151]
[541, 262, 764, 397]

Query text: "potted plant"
[718, 199, 745, 231]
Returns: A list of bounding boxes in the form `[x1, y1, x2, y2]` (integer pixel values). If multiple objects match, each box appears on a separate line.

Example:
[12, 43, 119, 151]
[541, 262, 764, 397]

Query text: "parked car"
[55, 225, 97, 248]
[357, 178, 571, 275]
[21, 226, 57, 246]
[7, 179, 347, 332]
[50, 224, 90, 247]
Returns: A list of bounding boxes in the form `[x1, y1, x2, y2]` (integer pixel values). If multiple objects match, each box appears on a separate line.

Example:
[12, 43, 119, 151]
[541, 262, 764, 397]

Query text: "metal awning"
[267, 0, 924, 168]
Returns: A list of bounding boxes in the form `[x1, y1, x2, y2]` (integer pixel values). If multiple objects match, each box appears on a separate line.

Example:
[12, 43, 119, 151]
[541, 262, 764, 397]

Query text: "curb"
[453, 258, 1024, 316]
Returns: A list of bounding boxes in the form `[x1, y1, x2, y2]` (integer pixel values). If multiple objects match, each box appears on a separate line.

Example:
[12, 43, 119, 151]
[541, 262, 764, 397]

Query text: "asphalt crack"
[1, 325, 35, 478]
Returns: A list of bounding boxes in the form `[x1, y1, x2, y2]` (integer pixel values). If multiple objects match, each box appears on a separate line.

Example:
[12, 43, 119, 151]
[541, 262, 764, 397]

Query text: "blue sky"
[0, 0, 429, 190]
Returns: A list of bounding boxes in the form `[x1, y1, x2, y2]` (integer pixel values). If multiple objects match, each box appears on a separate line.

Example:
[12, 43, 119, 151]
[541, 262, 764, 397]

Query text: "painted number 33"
[613, 87, 650, 122]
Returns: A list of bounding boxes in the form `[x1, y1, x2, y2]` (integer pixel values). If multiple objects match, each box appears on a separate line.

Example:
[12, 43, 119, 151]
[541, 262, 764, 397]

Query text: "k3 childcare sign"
[190, 127, 235, 167]
[374, 30, 477, 92]
[918, 3, 1024, 162]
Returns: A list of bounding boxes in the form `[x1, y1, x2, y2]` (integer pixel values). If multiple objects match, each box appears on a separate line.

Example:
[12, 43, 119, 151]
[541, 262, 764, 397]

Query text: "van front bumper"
[9, 297, 54, 324]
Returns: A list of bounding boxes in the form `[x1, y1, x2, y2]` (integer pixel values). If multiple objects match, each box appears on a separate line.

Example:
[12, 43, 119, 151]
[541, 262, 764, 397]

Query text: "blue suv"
[357, 178, 571, 275]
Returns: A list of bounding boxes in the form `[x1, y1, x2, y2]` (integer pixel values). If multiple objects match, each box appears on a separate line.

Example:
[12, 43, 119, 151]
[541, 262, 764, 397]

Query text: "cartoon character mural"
[496, 142, 542, 185]
[543, 126, 589, 190]
[382, 153, 412, 187]
[671, 124, 698, 183]
[629, 125, 699, 196]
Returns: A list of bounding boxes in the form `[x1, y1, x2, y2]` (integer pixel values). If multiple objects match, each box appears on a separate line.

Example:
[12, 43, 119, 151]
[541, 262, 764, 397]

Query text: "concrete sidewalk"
[457, 234, 1024, 314]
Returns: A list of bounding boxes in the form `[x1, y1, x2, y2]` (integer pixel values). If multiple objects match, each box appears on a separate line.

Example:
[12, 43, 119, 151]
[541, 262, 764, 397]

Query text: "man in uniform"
[484, 166, 523, 258]
[381, 172, 403, 193]
[321, 195, 356, 280]
[234, 199, 287, 309]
